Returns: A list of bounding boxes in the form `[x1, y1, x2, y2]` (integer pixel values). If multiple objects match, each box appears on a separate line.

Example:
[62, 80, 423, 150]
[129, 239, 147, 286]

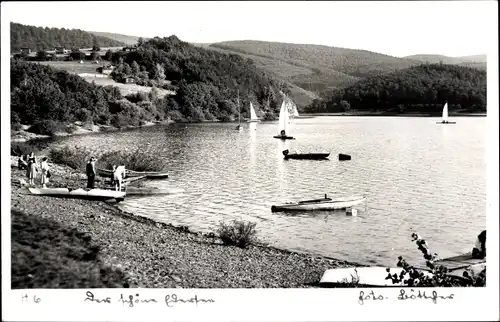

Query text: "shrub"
[11, 138, 52, 156]
[11, 122, 23, 131]
[97, 148, 166, 172]
[386, 233, 486, 287]
[49, 145, 94, 170]
[29, 119, 66, 136]
[217, 220, 257, 248]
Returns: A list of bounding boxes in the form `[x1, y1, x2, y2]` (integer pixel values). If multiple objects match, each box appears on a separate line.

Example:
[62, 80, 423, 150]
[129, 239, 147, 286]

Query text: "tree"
[36, 50, 48, 61]
[92, 37, 101, 52]
[104, 49, 112, 61]
[137, 37, 144, 46]
[91, 52, 100, 61]
[131, 61, 140, 75]
[340, 100, 350, 112]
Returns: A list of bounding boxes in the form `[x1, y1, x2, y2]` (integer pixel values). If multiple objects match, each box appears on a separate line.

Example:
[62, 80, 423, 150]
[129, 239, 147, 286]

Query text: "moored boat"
[27, 187, 125, 202]
[282, 149, 330, 160]
[103, 186, 185, 196]
[97, 168, 168, 179]
[271, 194, 365, 212]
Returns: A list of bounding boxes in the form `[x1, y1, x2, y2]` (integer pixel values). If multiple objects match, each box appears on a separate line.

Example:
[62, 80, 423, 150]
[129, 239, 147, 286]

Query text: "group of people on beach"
[18, 153, 126, 191]
[18, 152, 51, 188]
[85, 156, 126, 191]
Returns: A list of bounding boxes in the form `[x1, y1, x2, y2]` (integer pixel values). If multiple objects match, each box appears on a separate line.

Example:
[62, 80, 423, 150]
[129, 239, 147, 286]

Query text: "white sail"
[277, 101, 289, 134]
[442, 102, 448, 122]
[249, 102, 259, 121]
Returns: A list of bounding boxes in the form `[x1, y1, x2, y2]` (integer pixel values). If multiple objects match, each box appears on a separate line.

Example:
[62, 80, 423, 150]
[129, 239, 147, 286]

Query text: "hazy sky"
[2, 1, 498, 57]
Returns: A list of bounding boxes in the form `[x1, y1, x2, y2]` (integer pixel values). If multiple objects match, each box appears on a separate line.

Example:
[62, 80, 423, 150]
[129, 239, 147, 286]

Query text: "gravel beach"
[10, 156, 361, 288]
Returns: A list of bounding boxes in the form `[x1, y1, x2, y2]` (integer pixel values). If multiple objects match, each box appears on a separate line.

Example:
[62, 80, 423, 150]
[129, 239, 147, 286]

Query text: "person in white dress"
[113, 165, 126, 191]
[40, 157, 50, 188]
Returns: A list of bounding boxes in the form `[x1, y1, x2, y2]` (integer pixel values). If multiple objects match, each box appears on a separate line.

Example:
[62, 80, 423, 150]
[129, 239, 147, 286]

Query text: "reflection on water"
[55, 117, 487, 266]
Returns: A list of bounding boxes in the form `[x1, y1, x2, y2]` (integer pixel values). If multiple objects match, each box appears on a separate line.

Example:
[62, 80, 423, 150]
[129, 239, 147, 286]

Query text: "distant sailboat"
[236, 90, 243, 131]
[273, 101, 295, 140]
[247, 102, 261, 123]
[436, 102, 456, 124]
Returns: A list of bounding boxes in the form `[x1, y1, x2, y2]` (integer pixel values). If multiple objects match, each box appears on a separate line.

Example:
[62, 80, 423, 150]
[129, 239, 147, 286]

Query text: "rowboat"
[271, 195, 365, 212]
[97, 168, 169, 179]
[319, 267, 433, 287]
[27, 187, 125, 202]
[102, 186, 185, 196]
[319, 253, 485, 287]
[283, 149, 330, 160]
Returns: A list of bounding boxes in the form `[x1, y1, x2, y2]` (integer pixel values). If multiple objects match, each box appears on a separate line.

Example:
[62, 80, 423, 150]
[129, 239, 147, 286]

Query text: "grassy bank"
[10, 156, 359, 288]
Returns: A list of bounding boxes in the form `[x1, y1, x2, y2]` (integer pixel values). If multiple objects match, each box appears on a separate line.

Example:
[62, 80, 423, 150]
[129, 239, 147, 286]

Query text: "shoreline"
[301, 112, 487, 117]
[11, 111, 487, 143]
[10, 156, 362, 288]
[299, 112, 487, 118]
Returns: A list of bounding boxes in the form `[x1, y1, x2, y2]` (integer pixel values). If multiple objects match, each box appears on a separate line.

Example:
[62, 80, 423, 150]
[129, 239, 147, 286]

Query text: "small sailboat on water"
[273, 101, 295, 140]
[247, 102, 261, 123]
[437, 102, 456, 124]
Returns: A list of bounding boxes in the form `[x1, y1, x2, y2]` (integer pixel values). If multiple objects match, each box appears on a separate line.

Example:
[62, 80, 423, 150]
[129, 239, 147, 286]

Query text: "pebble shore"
[10, 156, 361, 288]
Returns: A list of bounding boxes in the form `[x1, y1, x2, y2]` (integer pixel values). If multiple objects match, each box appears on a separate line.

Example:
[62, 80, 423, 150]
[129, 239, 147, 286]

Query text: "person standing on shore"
[26, 152, 38, 186]
[86, 157, 97, 189]
[40, 157, 50, 188]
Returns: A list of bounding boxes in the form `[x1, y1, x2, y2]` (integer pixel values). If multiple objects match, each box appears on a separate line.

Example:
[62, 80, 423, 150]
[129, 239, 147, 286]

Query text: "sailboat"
[247, 102, 261, 123]
[235, 90, 243, 131]
[436, 102, 456, 124]
[273, 101, 295, 140]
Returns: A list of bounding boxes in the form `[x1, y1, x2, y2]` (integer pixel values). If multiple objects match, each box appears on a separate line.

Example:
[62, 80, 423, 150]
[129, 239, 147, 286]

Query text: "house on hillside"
[123, 76, 136, 84]
[20, 47, 32, 54]
[55, 46, 70, 54]
[122, 46, 137, 52]
[96, 65, 115, 75]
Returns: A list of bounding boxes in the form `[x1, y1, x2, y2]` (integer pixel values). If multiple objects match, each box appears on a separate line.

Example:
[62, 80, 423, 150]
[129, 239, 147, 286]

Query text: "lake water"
[56, 116, 487, 266]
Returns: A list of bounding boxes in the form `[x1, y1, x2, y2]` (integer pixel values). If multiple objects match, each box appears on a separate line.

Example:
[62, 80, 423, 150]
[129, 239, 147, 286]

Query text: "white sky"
[2, 1, 498, 57]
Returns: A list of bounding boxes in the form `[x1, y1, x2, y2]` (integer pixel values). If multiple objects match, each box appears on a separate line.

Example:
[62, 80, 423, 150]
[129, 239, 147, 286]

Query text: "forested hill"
[308, 63, 486, 114]
[89, 31, 144, 46]
[210, 40, 421, 78]
[10, 22, 126, 52]
[109, 36, 289, 121]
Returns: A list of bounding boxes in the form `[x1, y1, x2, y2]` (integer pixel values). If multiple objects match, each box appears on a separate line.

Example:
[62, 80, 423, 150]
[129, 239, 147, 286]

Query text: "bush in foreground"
[217, 220, 257, 248]
[49, 146, 94, 170]
[11, 138, 52, 156]
[98, 149, 166, 172]
[386, 233, 486, 287]
[11, 209, 127, 288]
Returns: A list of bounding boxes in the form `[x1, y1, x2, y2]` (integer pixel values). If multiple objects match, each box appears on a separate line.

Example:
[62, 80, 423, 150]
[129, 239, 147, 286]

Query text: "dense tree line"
[304, 63, 486, 114]
[10, 60, 166, 134]
[10, 22, 125, 52]
[108, 36, 290, 121]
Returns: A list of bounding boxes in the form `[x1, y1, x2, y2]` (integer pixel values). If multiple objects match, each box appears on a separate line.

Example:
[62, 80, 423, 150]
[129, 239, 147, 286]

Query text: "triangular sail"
[442, 102, 448, 122]
[277, 101, 289, 134]
[249, 102, 258, 120]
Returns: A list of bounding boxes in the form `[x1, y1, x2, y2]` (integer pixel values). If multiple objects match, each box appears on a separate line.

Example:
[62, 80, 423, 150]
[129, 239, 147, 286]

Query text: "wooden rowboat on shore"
[319, 253, 485, 287]
[271, 195, 365, 212]
[97, 168, 169, 179]
[102, 186, 185, 196]
[27, 187, 125, 202]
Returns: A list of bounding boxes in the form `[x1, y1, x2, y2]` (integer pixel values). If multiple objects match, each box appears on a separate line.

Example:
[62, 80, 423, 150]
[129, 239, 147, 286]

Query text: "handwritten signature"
[358, 289, 454, 305]
[84, 291, 215, 307]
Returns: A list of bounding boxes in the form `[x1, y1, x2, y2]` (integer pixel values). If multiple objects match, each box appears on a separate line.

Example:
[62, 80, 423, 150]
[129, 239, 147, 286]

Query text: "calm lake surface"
[57, 116, 487, 266]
